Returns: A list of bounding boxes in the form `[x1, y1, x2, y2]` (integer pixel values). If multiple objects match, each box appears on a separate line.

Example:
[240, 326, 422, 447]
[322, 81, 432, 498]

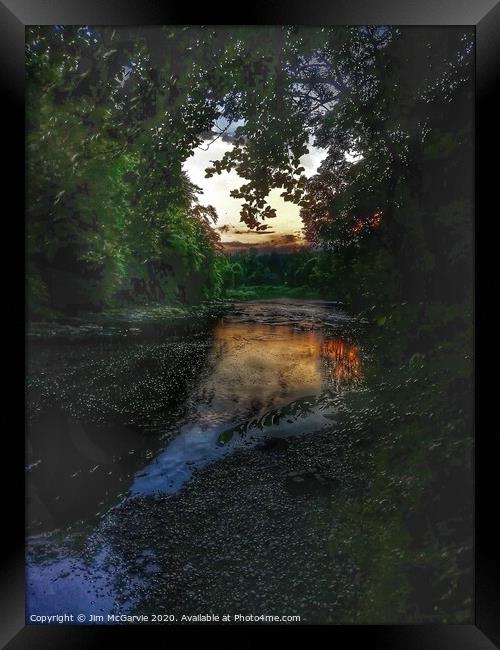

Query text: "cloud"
[300, 137, 329, 177]
[222, 232, 306, 252]
[183, 134, 327, 242]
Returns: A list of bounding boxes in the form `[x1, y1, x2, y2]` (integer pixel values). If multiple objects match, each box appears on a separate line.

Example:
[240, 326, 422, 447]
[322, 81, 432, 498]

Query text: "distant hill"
[222, 240, 310, 255]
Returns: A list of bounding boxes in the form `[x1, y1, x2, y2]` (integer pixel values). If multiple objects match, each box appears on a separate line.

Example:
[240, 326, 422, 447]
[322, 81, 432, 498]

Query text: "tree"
[26, 25, 473, 315]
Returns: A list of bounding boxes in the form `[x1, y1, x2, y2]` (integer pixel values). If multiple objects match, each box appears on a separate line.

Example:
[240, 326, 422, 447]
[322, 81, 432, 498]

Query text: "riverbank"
[27, 301, 230, 343]
[224, 285, 324, 301]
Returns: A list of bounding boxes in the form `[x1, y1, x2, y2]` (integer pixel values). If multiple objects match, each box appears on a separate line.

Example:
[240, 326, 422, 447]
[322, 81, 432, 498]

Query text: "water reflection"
[321, 339, 362, 390]
[195, 323, 362, 419]
[197, 322, 325, 418]
[129, 322, 363, 497]
[27, 307, 363, 533]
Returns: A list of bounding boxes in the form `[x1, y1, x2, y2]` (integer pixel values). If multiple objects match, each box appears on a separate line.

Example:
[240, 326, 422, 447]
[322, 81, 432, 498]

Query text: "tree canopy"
[26, 25, 473, 316]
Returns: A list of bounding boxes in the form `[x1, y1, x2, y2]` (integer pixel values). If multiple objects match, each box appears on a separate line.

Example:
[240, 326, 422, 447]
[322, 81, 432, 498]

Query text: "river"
[26, 300, 365, 622]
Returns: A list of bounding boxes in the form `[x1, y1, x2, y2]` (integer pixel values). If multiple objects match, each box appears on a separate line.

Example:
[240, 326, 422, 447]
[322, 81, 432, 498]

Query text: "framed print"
[0, 0, 496, 647]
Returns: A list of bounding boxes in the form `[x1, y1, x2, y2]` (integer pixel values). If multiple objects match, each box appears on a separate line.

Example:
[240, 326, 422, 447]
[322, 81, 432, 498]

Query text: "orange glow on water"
[202, 324, 363, 415]
[320, 339, 362, 389]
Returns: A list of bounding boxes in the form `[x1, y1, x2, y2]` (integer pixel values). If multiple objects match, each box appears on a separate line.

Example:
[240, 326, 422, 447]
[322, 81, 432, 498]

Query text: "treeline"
[218, 247, 372, 300]
[219, 249, 322, 291]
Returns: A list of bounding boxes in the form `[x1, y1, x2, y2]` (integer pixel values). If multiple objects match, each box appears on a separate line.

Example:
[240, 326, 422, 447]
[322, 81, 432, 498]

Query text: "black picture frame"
[1, 0, 495, 646]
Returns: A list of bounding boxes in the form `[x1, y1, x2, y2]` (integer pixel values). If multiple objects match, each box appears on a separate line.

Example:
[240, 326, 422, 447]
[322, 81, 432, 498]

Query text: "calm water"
[26, 300, 363, 618]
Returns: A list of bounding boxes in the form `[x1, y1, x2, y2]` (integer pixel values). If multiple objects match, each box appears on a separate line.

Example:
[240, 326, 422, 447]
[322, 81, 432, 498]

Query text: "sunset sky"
[183, 136, 327, 248]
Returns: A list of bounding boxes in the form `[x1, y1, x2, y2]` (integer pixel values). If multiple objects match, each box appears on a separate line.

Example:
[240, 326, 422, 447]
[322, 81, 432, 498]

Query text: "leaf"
[53, 190, 66, 205]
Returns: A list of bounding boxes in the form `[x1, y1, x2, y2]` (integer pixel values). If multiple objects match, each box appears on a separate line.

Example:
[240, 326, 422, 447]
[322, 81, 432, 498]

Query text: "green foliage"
[26, 26, 226, 317]
[219, 249, 332, 296]
[324, 301, 473, 623]
[224, 284, 323, 301]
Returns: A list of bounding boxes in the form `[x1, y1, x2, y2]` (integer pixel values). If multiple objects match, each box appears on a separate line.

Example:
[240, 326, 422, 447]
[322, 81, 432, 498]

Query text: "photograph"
[23, 23, 475, 627]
